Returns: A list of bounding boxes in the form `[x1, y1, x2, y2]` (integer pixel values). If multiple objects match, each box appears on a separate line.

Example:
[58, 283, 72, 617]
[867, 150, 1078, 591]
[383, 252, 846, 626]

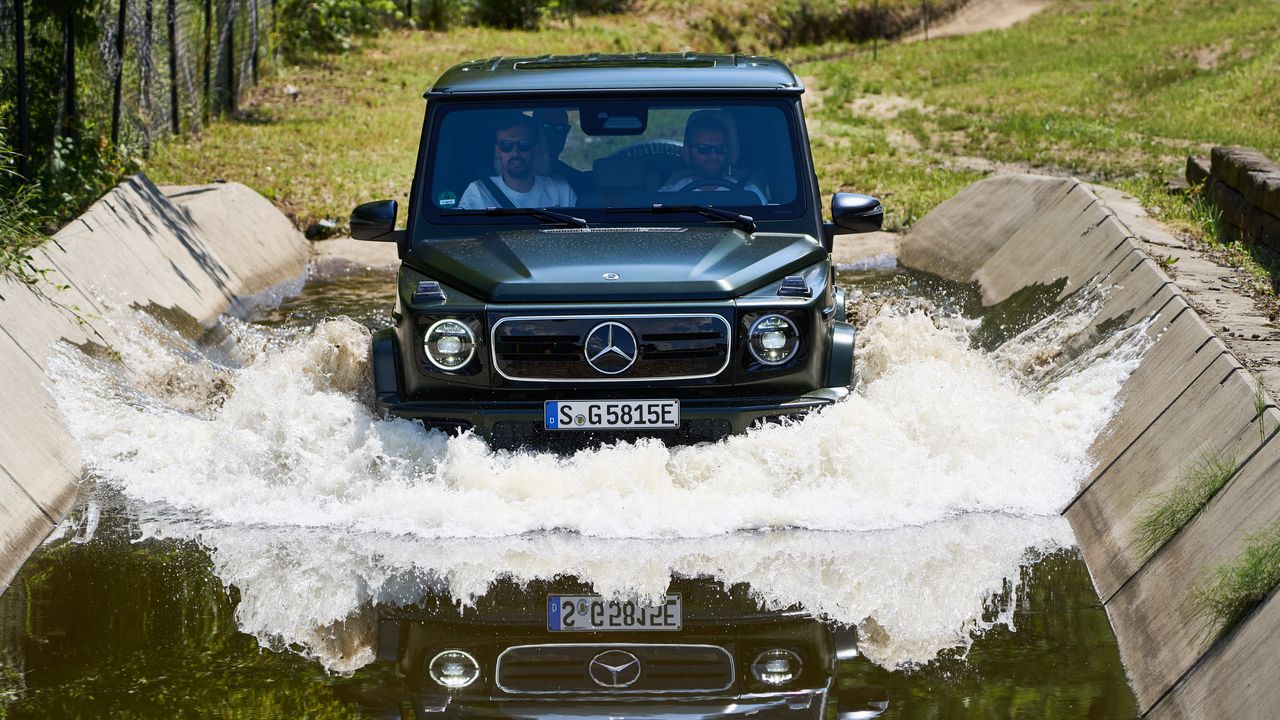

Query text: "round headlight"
[428, 649, 480, 689]
[748, 314, 800, 366]
[751, 649, 802, 686]
[424, 318, 476, 371]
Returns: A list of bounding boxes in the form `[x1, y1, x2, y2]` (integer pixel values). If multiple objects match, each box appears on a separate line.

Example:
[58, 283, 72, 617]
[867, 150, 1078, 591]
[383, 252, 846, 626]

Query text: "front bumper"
[374, 388, 848, 447]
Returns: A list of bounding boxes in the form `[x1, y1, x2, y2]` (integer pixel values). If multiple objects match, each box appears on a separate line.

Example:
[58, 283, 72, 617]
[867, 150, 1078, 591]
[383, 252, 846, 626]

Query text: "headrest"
[592, 155, 648, 189]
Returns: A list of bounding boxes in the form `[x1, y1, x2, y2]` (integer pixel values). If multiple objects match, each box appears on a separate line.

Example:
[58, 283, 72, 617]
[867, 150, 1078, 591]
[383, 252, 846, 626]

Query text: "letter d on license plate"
[545, 400, 679, 430]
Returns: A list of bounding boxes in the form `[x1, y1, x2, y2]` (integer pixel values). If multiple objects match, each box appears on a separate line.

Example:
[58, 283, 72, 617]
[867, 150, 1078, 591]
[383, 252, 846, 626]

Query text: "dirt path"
[903, 0, 1054, 42]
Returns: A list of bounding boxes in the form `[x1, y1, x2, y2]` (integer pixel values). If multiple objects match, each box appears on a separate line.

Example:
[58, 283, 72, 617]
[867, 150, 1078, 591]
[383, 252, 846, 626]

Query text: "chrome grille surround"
[490, 313, 732, 382]
[495, 643, 735, 695]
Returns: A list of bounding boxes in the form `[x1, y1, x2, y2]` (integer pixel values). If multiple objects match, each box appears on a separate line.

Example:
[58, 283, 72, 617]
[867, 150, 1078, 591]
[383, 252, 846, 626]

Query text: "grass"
[1132, 450, 1239, 559]
[142, 0, 1280, 241]
[1194, 523, 1280, 640]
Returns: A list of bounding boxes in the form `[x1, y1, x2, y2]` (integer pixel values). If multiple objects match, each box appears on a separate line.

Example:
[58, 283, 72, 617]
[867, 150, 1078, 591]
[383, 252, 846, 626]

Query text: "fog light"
[748, 314, 800, 366]
[424, 318, 476, 371]
[429, 649, 480, 689]
[752, 649, 802, 686]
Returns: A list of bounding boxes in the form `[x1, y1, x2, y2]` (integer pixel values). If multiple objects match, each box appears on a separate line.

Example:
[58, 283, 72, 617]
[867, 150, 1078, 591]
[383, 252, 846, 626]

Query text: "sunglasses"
[496, 139, 535, 153]
[691, 143, 729, 156]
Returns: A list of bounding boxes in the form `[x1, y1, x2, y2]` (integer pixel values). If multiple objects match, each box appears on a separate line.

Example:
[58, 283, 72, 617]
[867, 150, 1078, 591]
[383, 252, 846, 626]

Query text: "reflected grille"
[496, 643, 734, 694]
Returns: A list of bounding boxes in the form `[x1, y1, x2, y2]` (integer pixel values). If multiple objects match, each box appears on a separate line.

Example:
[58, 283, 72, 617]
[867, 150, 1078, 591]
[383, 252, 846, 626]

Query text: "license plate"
[547, 595, 682, 632]
[544, 400, 680, 430]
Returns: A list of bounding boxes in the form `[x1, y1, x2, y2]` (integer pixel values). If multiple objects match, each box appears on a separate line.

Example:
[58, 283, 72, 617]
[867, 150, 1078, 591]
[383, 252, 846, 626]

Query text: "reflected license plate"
[544, 400, 679, 430]
[548, 594, 682, 632]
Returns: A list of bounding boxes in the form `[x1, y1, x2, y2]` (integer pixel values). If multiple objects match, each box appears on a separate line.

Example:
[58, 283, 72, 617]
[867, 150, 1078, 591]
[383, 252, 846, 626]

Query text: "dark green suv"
[352, 53, 883, 446]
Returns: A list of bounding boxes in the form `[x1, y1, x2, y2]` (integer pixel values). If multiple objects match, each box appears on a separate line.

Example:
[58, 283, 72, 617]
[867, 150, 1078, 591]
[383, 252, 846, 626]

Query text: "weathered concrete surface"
[310, 237, 399, 276]
[1146, 554, 1280, 720]
[1089, 182, 1280, 394]
[0, 175, 308, 591]
[901, 173, 1280, 718]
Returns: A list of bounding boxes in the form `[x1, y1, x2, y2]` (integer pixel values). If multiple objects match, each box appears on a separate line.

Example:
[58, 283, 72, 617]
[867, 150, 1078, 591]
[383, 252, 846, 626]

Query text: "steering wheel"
[681, 177, 746, 192]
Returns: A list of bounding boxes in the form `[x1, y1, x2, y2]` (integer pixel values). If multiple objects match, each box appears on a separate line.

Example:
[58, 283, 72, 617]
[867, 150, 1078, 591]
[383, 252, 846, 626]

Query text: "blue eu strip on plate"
[548, 595, 562, 630]
[545, 402, 559, 429]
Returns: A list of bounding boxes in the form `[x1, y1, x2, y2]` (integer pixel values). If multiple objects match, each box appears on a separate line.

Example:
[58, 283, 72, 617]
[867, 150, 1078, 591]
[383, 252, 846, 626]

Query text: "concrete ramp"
[901, 174, 1280, 718]
[0, 175, 308, 591]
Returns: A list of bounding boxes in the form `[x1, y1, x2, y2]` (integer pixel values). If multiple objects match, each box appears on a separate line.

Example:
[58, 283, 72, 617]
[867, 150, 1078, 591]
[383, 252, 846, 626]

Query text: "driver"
[458, 113, 577, 209]
[658, 114, 766, 204]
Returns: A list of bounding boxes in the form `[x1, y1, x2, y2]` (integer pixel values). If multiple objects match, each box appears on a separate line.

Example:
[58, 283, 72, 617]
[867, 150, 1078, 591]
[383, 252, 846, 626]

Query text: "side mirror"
[831, 193, 884, 234]
[351, 199, 404, 242]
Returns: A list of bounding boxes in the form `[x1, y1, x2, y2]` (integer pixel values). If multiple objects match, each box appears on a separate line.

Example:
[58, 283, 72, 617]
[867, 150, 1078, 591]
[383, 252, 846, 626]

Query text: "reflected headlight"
[429, 649, 480, 689]
[748, 314, 800, 365]
[424, 318, 476, 371]
[752, 648, 802, 685]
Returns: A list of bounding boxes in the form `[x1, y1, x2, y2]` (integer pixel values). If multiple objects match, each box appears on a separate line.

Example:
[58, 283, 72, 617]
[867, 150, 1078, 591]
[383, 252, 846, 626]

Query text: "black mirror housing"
[351, 200, 403, 242]
[831, 193, 884, 235]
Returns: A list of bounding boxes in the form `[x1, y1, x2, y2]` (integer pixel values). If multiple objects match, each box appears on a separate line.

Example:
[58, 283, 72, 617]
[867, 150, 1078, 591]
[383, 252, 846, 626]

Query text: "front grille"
[491, 314, 731, 382]
[496, 644, 735, 694]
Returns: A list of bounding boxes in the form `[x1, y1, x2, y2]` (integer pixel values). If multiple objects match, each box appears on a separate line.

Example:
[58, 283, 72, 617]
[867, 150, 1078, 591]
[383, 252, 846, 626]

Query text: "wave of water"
[47, 285, 1150, 672]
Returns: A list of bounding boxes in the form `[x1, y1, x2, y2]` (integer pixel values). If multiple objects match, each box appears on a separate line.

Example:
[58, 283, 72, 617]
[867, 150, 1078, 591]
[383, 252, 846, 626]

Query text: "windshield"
[420, 99, 804, 225]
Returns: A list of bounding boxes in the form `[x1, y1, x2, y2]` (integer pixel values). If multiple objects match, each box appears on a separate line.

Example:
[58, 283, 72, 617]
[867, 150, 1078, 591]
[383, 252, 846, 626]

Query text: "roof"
[428, 53, 803, 96]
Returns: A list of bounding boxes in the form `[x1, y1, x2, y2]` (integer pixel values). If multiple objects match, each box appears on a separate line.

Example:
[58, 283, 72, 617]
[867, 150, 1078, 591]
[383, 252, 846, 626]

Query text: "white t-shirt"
[458, 175, 577, 209]
[658, 174, 767, 204]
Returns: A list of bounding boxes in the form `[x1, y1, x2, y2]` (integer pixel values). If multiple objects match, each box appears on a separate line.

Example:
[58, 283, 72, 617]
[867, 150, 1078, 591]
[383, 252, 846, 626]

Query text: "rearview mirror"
[831, 193, 884, 234]
[351, 200, 403, 242]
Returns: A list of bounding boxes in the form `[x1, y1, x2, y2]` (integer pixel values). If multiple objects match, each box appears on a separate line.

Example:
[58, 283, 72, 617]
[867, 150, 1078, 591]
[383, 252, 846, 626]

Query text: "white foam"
[48, 292, 1149, 672]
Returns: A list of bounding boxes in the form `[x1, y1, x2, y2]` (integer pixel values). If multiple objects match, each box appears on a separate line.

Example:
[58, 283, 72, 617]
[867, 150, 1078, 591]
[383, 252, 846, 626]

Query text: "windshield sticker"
[437, 191, 457, 208]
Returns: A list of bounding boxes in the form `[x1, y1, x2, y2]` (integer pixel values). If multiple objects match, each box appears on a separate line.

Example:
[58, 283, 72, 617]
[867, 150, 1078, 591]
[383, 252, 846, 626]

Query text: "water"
[0, 263, 1141, 718]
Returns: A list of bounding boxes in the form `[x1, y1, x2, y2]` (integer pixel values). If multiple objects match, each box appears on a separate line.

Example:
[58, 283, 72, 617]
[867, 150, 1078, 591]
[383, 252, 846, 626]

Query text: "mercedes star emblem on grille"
[584, 322, 638, 375]
[603, 272, 620, 280]
[588, 649, 642, 688]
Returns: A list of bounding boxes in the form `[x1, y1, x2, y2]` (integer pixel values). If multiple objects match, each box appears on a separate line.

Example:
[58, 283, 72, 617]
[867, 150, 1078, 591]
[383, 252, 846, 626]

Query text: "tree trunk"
[250, 0, 259, 85]
[204, 0, 212, 125]
[142, 0, 154, 150]
[168, 0, 179, 134]
[112, 0, 128, 146]
[62, 8, 78, 141]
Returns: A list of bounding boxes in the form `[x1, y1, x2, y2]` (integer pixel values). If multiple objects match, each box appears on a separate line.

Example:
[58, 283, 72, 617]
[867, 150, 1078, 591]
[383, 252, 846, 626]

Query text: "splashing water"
[47, 283, 1150, 672]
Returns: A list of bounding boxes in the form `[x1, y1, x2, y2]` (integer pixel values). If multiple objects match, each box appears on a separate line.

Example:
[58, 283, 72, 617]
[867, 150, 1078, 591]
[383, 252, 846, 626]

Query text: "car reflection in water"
[354, 578, 889, 720]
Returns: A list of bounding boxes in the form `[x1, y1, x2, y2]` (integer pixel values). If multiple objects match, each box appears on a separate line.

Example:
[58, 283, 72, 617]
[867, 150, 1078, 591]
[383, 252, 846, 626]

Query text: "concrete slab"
[0, 275, 119, 371]
[0, 463, 53, 594]
[831, 231, 900, 271]
[899, 174, 1076, 283]
[1068, 353, 1266, 600]
[1146, 578, 1280, 719]
[0, 174, 310, 589]
[1090, 257, 1180, 333]
[973, 187, 1129, 305]
[1081, 300, 1226, 481]
[163, 182, 310, 299]
[0, 330, 79, 590]
[310, 237, 400, 277]
[1105, 422, 1280, 713]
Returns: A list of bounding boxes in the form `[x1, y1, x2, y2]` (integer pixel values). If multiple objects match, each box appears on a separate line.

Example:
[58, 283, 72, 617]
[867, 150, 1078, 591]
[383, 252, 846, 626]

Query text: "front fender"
[825, 321, 856, 389]
[371, 327, 402, 410]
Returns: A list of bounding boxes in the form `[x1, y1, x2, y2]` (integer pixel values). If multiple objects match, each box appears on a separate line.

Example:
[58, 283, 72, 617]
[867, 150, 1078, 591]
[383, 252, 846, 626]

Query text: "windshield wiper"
[458, 207, 589, 228]
[606, 204, 756, 233]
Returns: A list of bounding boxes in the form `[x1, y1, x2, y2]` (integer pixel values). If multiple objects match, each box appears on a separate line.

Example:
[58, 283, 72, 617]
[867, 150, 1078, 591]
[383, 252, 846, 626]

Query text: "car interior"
[427, 104, 800, 212]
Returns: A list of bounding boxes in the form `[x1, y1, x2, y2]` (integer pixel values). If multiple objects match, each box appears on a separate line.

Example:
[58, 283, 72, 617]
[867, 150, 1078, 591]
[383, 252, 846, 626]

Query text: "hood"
[411, 227, 826, 302]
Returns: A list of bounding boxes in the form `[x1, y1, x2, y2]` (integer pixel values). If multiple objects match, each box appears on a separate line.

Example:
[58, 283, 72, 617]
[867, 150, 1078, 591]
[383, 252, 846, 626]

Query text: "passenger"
[458, 114, 577, 209]
[532, 108, 592, 196]
[658, 114, 766, 204]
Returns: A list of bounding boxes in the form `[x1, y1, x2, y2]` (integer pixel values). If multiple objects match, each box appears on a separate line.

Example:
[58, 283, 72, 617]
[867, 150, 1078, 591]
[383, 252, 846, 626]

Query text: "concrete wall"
[0, 174, 309, 592]
[1187, 147, 1280, 252]
[901, 174, 1280, 718]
